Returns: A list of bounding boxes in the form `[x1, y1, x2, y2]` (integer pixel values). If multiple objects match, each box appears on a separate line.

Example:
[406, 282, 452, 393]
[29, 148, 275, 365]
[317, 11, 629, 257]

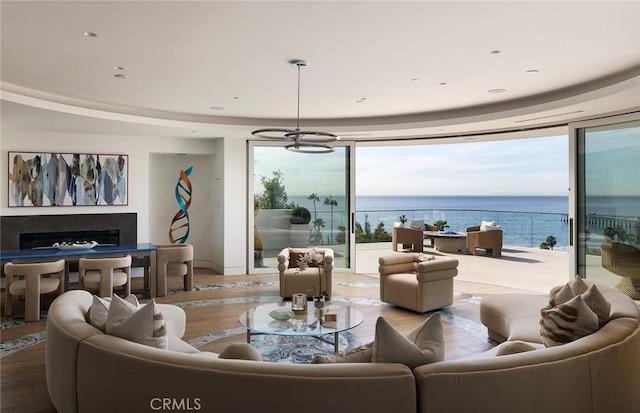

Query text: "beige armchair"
[466, 225, 503, 257]
[156, 244, 194, 297]
[79, 255, 132, 298]
[277, 247, 333, 298]
[4, 259, 65, 322]
[378, 253, 458, 313]
[601, 242, 640, 299]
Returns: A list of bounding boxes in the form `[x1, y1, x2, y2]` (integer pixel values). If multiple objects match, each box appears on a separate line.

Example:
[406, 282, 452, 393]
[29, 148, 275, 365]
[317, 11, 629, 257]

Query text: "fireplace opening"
[20, 230, 120, 250]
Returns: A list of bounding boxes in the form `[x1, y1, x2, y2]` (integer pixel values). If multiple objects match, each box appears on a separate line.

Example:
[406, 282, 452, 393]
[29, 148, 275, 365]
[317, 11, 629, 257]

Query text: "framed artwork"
[8, 152, 128, 207]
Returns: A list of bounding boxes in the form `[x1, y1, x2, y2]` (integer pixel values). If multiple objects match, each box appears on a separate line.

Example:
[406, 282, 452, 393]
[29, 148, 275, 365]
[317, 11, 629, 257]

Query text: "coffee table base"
[246, 330, 341, 353]
[434, 237, 467, 253]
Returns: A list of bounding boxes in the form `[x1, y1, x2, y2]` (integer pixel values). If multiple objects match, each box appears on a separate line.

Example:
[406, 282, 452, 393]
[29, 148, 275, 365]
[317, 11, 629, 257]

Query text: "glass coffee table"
[238, 301, 364, 353]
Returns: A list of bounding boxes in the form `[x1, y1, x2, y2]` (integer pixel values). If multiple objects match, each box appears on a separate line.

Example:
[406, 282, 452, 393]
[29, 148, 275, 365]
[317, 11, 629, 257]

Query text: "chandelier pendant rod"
[296, 62, 301, 131]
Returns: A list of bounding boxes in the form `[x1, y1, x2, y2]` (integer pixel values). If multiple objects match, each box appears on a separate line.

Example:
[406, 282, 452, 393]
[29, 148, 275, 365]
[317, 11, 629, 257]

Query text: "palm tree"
[311, 218, 325, 245]
[307, 193, 320, 223]
[324, 195, 338, 243]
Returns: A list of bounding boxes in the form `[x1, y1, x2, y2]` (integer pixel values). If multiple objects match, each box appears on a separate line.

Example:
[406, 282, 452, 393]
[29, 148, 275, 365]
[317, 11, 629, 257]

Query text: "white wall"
[214, 138, 247, 275]
[0, 132, 235, 271]
[149, 154, 216, 269]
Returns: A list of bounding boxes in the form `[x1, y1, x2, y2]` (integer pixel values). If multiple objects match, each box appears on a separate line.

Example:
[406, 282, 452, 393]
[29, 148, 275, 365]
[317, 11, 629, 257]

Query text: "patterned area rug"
[249, 332, 362, 363]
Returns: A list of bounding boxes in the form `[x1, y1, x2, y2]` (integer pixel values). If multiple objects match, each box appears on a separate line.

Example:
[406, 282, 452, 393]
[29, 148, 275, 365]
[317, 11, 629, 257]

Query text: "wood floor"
[0, 268, 537, 413]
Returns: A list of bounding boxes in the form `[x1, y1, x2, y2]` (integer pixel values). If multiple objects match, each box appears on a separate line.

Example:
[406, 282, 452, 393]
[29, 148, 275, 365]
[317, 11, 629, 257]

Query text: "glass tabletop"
[238, 301, 364, 337]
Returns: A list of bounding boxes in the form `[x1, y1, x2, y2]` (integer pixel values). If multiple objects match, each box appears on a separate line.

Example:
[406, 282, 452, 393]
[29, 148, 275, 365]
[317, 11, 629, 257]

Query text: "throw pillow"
[540, 295, 598, 347]
[480, 220, 501, 231]
[311, 342, 374, 364]
[581, 284, 611, 327]
[372, 314, 444, 369]
[288, 248, 320, 269]
[495, 340, 538, 356]
[409, 220, 425, 230]
[549, 283, 576, 307]
[218, 343, 263, 361]
[88, 294, 139, 331]
[105, 295, 168, 350]
[416, 253, 436, 262]
[568, 275, 589, 295]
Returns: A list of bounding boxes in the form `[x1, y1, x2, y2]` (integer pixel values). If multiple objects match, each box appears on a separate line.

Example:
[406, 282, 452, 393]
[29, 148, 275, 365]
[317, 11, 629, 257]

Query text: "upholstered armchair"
[392, 227, 424, 252]
[378, 253, 458, 313]
[156, 244, 194, 297]
[277, 247, 333, 298]
[466, 225, 503, 257]
[601, 242, 640, 299]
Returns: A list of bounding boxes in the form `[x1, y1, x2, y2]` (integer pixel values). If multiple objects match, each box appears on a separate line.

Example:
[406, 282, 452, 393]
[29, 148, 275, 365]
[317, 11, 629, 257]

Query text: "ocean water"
[289, 195, 571, 250]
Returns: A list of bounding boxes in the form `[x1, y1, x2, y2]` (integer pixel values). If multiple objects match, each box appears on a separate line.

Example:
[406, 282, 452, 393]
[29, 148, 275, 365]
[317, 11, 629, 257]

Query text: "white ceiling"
[1, 1, 639, 141]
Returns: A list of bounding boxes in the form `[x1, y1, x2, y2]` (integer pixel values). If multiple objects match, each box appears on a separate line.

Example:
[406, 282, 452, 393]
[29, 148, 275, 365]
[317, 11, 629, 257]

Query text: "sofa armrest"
[157, 303, 187, 338]
[417, 258, 458, 273]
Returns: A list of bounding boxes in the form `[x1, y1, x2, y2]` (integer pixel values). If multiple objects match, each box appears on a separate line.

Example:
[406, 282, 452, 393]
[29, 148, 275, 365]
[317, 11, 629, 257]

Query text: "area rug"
[249, 332, 362, 363]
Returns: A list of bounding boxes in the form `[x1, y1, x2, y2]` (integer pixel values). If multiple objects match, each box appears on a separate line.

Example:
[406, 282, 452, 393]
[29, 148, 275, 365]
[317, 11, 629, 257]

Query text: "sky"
[357, 135, 569, 196]
[253, 135, 570, 197]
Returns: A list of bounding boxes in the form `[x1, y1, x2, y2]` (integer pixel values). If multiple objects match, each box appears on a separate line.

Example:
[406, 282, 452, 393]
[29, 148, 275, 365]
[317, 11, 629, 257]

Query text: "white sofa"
[45, 290, 415, 413]
[414, 281, 640, 413]
[46, 283, 640, 413]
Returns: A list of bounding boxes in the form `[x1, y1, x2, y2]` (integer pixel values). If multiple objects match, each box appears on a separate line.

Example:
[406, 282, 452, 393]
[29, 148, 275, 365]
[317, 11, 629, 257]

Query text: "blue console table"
[0, 243, 158, 298]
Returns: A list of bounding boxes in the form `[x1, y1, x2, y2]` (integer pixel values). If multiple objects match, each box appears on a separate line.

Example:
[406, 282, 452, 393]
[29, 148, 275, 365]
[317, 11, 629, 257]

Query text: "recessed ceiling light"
[209, 106, 225, 110]
[439, 82, 447, 86]
[233, 96, 239, 100]
[114, 74, 128, 79]
[488, 88, 506, 94]
[490, 50, 500, 54]
[113, 66, 125, 71]
[83, 31, 97, 38]
[411, 78, 421, 82]
[525, 69, 540, 74]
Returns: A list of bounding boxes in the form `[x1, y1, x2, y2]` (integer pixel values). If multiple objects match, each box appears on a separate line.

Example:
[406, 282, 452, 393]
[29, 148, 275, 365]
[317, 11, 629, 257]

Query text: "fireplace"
[1, 213, 137, 251]
[20, 230, 120, 250]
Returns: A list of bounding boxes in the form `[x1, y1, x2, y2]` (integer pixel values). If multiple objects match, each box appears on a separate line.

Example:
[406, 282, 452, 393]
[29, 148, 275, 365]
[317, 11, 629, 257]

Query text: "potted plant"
[290, 206, 311, 224]
[434, 220, 449, 231]
[399, 215, 407, 227]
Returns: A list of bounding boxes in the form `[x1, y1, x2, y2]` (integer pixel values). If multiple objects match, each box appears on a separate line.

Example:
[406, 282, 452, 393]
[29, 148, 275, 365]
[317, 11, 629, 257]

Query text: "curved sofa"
[46, 284, 640, 413]
[418, 282, 640, 413]
[45, 290, 415, 413]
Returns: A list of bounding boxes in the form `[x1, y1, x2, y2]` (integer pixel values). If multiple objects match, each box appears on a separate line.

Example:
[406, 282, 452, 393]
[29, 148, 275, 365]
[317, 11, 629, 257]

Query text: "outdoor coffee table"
[238, 301, 364, 353]
[423, 231, 467, 253]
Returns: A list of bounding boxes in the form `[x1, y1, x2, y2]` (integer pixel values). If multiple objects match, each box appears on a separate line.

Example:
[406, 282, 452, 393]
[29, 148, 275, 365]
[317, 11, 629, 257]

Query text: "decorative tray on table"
[52, 241, 99, 250]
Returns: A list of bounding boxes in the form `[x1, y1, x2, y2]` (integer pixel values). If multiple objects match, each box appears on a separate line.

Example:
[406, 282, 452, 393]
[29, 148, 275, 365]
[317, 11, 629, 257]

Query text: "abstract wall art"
[8, 152, 128, 207]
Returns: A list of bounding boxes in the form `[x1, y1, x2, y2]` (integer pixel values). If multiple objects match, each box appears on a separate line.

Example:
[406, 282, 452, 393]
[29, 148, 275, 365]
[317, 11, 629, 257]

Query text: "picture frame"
[8, 152, 128, 207]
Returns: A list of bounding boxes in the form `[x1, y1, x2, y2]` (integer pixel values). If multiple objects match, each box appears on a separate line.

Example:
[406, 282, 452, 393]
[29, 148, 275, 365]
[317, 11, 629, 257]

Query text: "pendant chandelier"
[251, 60, 339, 153]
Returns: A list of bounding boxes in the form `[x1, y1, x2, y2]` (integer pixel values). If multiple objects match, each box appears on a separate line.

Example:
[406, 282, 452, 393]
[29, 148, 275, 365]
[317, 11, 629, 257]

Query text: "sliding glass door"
[248, 142, 355, 273]
[571, 113, 640, 296]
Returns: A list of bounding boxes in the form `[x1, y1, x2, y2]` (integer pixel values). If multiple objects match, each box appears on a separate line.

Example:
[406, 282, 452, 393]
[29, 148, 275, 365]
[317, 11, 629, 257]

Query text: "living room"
[1, 1, 639, 412]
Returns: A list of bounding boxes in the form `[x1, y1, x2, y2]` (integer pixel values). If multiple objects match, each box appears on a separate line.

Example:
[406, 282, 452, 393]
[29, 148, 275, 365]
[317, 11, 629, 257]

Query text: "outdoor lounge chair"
[466, 225, 503, 257]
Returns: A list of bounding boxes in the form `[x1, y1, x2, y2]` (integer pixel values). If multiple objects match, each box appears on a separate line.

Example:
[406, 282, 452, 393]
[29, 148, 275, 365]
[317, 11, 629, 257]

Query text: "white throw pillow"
[372, 314, 444, 369]
[409, 220, 425, 230]
[105, 295, 168, 350]
[88, 294, 139, 331]
[480, 220, 501, 231]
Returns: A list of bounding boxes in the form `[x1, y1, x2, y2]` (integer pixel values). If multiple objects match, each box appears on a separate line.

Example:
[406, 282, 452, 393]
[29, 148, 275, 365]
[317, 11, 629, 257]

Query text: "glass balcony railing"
[355, 208, 570, 250]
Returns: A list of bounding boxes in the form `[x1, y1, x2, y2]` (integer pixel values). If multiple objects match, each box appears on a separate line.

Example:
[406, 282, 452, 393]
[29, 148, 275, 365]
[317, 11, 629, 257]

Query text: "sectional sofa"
[46, 284, 639, 413]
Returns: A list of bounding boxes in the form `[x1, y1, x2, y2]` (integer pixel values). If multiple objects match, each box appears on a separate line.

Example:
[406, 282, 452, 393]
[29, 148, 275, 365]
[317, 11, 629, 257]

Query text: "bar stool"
[155, 244, 194, 297]
[4, 259, 66, 322]
[79, 255, 131, 298]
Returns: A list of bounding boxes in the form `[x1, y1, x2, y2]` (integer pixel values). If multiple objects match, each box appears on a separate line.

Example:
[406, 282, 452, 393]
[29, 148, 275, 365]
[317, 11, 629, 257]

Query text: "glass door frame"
[247, 140, 356, 274]
[568, 111, 640, 277]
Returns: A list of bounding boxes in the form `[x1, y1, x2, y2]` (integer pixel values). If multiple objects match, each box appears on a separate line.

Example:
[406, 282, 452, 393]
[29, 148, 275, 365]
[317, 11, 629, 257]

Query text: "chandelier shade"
[251, 60, 339, 153]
